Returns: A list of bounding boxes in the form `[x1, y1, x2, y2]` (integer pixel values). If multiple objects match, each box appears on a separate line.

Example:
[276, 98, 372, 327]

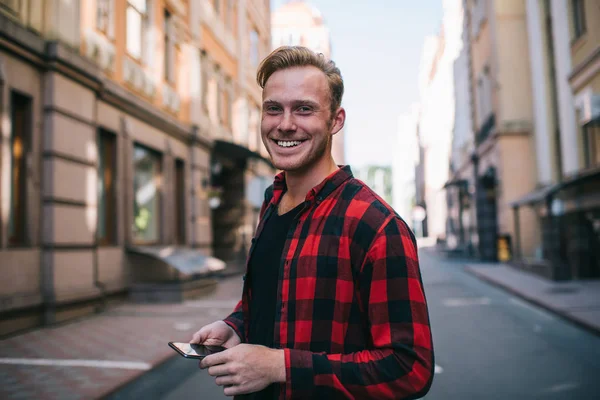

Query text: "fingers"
[190, 328, 207, 344]
[224, 385, 248, 397]
[206, 364, 231, 377]
[200, 350, 229, 369]
[215, 375, 239, 386]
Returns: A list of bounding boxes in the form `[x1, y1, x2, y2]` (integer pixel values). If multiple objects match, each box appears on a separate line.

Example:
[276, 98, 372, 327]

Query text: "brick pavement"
[0, 276, 244, 400]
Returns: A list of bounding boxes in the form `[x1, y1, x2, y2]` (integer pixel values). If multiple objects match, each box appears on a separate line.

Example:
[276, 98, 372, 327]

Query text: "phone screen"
[168, 342, 226, 359]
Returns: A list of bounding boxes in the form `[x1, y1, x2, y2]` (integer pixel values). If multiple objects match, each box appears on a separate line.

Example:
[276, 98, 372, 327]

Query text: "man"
[191, 46, 434, 399]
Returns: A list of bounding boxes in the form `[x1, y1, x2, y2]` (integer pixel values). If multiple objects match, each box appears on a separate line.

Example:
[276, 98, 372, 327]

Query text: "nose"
[278, 111, 297, 133]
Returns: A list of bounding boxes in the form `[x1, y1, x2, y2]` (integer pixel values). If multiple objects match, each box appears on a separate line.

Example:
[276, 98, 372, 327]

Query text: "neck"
[284, 156, 339, 203]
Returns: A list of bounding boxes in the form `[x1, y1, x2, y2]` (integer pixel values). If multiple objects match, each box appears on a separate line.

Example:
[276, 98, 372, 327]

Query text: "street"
[108, 248, 600, 399]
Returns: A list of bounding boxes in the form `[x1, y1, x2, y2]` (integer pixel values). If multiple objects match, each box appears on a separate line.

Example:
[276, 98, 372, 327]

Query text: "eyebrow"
[262, 99, 321, 108]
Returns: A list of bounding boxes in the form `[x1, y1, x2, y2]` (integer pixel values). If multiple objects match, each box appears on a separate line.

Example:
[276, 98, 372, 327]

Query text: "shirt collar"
[271, 165, 354, 207]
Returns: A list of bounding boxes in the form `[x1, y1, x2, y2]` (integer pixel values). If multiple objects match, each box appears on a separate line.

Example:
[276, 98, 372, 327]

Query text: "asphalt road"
[108, 248, 600, 399]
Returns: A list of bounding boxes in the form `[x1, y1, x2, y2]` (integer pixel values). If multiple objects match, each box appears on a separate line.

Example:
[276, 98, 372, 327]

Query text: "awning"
[509, 184, 559, 208]
[443, 179, 469, 189]
[127, 246, 226, 277]
[213, 139, 272, 165]
[510, 167, 600, 208]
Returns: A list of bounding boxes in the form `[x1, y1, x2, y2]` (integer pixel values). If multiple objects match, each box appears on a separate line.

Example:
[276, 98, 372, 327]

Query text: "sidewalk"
[465, 263, 600, 335]
[0, 275, 244, 400]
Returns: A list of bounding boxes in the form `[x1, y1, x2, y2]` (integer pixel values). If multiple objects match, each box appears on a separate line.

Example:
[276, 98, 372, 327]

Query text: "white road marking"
[509, 298, 554, 321]
[184, 300, 239, 309]
[434, 364, 443, 374]
[174, 322, 193, 331]
[442, 297, 491, 307]
[0, 358, 151, 370]
[539, 382, 580, 394]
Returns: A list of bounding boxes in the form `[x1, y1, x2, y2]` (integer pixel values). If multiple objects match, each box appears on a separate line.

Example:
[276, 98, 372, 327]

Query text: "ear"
[330, 107, 346, 135]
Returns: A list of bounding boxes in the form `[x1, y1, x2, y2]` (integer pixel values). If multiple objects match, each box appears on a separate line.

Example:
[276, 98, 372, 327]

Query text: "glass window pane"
[133, 145, 160, 243]
[97, 137, 107, 239]
[126, 6, 142, 59]
[129, 0, 146, 12]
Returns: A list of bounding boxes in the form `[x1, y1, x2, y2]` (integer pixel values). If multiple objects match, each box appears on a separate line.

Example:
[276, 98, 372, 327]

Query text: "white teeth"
[277, 140, 302, 148]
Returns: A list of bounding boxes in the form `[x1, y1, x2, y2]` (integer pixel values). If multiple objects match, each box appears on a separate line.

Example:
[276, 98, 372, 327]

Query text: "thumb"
[191, 327, 209, 344]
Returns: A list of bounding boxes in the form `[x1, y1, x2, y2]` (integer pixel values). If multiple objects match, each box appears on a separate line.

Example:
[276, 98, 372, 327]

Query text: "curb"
[98, 351, 178, 399]
[464, 266, 600, 338]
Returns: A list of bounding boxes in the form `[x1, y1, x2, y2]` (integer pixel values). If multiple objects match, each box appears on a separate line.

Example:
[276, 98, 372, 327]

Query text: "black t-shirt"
[243, 202, 303, 400]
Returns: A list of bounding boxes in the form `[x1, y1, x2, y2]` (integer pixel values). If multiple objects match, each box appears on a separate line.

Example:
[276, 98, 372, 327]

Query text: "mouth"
[271, 139, 308, 149]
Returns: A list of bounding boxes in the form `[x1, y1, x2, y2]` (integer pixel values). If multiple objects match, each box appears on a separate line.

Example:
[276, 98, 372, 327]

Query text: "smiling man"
[191, 46, 434, 400]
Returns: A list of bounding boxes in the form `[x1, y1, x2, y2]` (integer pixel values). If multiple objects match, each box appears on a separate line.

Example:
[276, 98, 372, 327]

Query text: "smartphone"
[168, 342, 226, 359]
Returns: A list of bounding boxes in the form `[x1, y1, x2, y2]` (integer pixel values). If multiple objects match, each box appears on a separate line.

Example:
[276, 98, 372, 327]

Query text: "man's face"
[260, 66, 344, 173]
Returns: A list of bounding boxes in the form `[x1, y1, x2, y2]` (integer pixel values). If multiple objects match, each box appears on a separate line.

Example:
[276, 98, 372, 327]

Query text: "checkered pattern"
[224, 166, 434, 399]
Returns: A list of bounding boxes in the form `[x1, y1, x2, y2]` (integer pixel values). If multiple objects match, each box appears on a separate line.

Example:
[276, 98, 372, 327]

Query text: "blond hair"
[256, 46, 344, 116]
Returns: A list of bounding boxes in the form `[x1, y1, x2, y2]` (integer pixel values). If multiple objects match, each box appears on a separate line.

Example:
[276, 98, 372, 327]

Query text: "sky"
[270, 0, 444, 169]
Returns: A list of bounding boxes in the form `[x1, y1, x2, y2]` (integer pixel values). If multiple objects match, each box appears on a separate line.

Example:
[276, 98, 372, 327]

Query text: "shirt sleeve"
[223, 301, 245, 343]
[283, 216, 434, 399]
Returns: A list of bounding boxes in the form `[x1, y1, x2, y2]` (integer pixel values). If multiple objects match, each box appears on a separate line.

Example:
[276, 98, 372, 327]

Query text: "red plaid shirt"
[224, 166, 434, 399]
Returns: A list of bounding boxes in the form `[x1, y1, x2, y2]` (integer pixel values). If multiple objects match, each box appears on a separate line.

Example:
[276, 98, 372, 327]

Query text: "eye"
[296, 106, 312, 113]
[265, 106, 282, 114]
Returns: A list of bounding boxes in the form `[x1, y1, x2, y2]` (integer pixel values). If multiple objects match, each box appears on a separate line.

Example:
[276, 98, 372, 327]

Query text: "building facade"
[0, 0, 274, 336]
[270, 0, 346, 165]
[447, 0, 539, 262]
[415, 0, 464, 244]
[392, 105, 419, 231]
[510, 0, 600, 280]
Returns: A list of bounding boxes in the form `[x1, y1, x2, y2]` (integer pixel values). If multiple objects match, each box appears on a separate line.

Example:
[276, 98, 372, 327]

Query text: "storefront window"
[133, 144, 161, 243]
[584, 121, 600, 169]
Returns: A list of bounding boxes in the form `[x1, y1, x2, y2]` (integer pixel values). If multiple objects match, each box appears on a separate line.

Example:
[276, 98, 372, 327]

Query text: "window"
[571, 0, 586, 40]
[216, 76, 223, 123]
[133, 144, 162, 243]
[96, 0, 114, 37]
[584, 122, 600, 168]
[201, 53, 209, 111]
[175, 159, 186, 245]
[164, 9, 175, 83]
[126, 0, 148, 60]
[250, 29, 259, 66]
[8, 91, 31, 247]
[97, 129, 117, 245]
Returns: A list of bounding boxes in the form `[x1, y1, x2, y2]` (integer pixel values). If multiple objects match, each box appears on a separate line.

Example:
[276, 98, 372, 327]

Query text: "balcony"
[162, 84, 181, 113]
[122, 56, 156, 98]
[198, 0, 237, 60]
[83, 28, 116, 74]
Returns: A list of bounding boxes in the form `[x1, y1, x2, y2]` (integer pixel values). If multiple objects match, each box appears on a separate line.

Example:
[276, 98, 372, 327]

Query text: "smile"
[274, 139, 306, 148]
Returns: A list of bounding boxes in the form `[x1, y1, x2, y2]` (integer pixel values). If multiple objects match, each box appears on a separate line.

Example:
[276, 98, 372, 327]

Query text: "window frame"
[163, 8, 175, 84]
[132, 143, 163, 245]
[571, 0, 586, 41]
[583, 121, 600, 169]
[96, 0, 115, 38]
[97, 128, 117, 246]
[250, 28, 259, 67]
[8, 90, 32, 248]
[174, 158, 186, 245]
[126, 0, 148, 62]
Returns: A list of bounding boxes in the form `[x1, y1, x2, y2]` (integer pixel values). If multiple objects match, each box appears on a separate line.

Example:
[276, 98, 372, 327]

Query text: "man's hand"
[200, 344, 285, 396]
[190, 321, 241, 348]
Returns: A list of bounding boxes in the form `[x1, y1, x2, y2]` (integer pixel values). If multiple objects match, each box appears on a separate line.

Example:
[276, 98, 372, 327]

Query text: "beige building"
[271, 0, 346, 165]
[450, 0, 539, 261]
[0, 0, 274, 336]
[511, 0, 600, 280]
